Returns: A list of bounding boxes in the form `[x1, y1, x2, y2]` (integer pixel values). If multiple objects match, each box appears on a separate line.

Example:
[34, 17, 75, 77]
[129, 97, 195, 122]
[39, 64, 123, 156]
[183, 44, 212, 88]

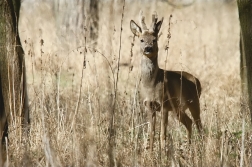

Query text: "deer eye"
[153, 39, 157, 43]
[140, 39, 144, 43]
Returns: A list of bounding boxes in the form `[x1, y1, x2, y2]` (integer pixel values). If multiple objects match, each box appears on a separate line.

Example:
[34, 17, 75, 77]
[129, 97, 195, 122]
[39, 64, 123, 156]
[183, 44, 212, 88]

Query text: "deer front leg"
[144, 101, 156, 151]
[149, 108, 156, 151]
[160, 107, 168, 149]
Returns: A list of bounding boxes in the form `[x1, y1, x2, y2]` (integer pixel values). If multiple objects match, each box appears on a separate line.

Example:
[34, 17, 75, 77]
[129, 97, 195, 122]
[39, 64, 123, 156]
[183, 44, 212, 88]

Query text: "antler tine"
[139, 10, 148, 31]
[150, 12, 158, 32]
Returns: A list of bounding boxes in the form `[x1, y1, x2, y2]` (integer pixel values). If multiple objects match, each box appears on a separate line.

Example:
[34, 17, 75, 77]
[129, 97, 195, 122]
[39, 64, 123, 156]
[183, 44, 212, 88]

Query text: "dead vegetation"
[7, 0, 251, 166]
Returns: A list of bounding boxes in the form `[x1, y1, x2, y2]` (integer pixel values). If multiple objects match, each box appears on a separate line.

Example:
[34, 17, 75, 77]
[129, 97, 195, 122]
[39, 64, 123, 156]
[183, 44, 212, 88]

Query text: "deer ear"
[130, 20, 142, 37]
[155, 17, 163, 34]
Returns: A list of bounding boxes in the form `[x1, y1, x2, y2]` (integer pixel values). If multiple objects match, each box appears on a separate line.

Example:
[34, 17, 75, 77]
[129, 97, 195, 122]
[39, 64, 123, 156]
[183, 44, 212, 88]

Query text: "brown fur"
[130, 13, 203, 150]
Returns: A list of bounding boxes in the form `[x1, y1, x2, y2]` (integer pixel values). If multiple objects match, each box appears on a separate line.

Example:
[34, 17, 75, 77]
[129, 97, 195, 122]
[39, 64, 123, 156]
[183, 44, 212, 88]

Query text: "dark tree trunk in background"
[237, 1, 252, 123]
[90, 0, 99, 44]
[0, 0, 29, 163]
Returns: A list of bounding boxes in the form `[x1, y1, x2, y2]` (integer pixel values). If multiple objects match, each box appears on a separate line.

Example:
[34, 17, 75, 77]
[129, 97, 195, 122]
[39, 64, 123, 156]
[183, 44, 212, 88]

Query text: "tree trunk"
[0, 0, 29, 163]
[237, 1, 252, 122]
[90, 0, 99, 44]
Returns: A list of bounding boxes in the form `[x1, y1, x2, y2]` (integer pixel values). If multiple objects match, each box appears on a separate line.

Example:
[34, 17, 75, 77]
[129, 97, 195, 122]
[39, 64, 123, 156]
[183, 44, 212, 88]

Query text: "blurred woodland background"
[1, 0, 251, 166]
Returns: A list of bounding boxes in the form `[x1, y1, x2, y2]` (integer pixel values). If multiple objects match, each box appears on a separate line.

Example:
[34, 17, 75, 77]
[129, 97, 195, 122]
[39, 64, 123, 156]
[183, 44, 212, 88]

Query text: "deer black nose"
[144, 47, 153, 53]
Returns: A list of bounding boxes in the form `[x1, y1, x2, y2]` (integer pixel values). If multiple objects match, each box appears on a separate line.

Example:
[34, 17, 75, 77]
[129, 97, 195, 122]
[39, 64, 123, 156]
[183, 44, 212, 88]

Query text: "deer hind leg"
[177, 110, 192, 143]
[188, 100, 203, 135]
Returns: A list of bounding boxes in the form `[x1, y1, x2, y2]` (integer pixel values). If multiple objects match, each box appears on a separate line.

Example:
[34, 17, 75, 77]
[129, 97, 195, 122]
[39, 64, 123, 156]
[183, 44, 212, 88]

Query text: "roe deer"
[130, 12, 203, 150]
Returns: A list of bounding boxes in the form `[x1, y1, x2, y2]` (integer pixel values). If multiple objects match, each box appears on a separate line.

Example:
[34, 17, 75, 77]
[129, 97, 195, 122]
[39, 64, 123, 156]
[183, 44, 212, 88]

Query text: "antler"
[139, 10, 148, 31]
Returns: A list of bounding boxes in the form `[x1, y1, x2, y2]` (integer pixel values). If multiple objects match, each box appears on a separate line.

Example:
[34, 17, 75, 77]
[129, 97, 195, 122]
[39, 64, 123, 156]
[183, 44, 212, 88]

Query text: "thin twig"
[240, 100, 246, 167]
[108, 1, 126, 166]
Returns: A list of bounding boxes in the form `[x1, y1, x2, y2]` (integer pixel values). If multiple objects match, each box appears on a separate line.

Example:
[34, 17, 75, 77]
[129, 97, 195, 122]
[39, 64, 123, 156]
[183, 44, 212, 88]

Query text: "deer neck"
[141, 54, 159, 85]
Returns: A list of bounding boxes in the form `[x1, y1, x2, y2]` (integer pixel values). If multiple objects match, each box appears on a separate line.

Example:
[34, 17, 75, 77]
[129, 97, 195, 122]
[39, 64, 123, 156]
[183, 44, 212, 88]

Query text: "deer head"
[130, 12, 163, 59]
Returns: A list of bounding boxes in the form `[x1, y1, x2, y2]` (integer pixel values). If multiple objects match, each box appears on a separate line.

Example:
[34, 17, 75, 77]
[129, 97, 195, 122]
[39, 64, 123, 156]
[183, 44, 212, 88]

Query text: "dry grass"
[6, 0, 250, 166]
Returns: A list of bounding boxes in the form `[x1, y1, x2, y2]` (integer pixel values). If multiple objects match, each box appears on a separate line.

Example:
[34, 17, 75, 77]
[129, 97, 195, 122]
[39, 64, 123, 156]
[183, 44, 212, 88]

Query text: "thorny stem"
[70, 36, 87, 132]
[164, 15, 172, 70]
[114, 0, 125, 102]
[128, 35, 135, 75]
[108, 0, 125, 166]
[161, 14, 172, 160]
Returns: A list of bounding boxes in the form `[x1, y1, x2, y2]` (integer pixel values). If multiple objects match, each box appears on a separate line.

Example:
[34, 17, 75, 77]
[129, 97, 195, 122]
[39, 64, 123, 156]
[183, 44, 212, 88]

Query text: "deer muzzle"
[144, 46, 153, 54]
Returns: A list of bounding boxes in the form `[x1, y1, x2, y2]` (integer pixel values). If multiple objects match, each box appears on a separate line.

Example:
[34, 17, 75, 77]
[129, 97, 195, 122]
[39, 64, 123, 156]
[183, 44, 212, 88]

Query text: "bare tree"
[0, 0, 29, 163]
[237, 0, 252, 122]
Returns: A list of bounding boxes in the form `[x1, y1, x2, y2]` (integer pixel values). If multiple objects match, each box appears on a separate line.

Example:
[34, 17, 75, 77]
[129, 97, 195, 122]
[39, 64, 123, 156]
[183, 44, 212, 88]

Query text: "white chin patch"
[144, 52, 151, 55]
